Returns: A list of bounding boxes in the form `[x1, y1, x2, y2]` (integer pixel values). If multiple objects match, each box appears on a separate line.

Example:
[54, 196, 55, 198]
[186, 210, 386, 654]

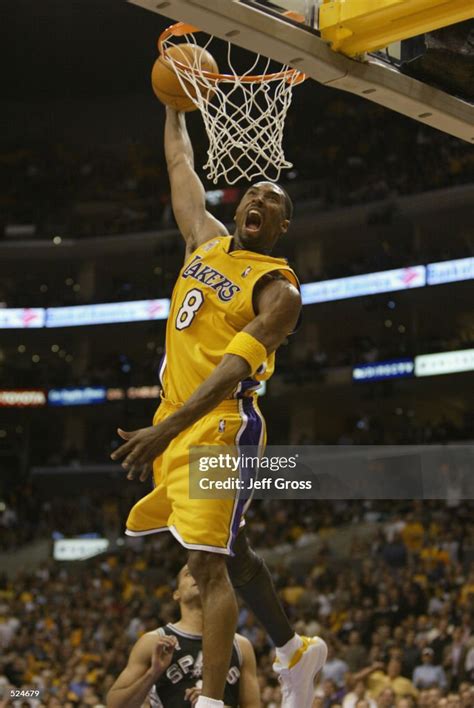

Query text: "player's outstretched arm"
[165, 107, 228, 257]
[111, 277, 301, 479]
[106, 633, 178, 708]
[236, 634, 261, 708]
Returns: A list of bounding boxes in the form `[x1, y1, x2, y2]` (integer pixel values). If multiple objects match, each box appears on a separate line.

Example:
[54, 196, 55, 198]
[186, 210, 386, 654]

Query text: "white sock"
[275, 633, 304, 667]
[195, 697, 224, 708]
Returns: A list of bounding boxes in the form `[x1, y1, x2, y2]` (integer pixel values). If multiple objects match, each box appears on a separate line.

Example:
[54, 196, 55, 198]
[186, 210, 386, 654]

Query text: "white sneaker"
[273, 636, 328, 708]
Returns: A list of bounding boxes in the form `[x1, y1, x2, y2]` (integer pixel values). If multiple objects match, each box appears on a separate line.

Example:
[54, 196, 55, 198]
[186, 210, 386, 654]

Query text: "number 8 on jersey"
[176, 288, 204, 330]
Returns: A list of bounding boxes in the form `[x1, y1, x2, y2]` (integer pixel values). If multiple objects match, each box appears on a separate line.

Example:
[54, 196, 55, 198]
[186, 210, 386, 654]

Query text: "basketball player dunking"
[111, 107, 327, 708]
[107, 565, 260, 708]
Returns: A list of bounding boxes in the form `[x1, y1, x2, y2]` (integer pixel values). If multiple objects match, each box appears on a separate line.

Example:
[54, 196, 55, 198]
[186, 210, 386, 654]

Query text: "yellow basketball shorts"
[125, 397, 266, 556]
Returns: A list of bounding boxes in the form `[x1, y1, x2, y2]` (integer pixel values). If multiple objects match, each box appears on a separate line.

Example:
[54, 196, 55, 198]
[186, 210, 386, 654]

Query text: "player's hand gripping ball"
[152, 44, 219, 112]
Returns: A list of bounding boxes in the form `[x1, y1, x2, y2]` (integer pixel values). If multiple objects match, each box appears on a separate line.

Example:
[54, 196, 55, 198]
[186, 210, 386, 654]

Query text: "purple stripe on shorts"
[229, 397, 263, 552]
[236, 377, 260, 397]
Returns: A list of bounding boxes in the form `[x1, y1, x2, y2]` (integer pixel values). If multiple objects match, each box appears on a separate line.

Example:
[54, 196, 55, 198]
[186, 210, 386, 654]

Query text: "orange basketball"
[151, 44, 219, 112]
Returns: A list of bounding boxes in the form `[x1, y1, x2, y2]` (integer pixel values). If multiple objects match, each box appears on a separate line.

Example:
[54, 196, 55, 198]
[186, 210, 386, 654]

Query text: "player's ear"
[173, 589, 180, 602]
[280, 219, 290, 235]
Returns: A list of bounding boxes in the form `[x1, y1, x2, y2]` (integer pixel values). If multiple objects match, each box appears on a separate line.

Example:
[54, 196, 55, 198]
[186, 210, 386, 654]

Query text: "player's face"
[234, 181, 289, 251]
[176, 565, 201, 604]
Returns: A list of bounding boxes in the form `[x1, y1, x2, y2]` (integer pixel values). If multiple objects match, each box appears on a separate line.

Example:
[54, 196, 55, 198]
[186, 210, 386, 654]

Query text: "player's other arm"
[106, 633, 177, 708]
[236, 634, 261, 708]
[111, 277, 301, 477]
[165, 107, 228, 257]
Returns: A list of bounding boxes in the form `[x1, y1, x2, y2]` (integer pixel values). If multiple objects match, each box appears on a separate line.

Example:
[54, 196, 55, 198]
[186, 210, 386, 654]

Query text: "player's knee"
[227, 530, 263, 588]
[188, 550, 228, 587]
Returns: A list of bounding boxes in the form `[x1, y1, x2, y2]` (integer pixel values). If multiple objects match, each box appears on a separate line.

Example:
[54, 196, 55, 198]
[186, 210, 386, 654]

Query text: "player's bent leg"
[228, 529, 327, 708]
[187, 550, 238, 703]
[227, 528, 294, 647]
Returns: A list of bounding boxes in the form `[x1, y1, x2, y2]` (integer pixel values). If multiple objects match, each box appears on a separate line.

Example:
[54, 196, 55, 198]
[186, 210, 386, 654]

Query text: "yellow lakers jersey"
[160, 236, 299, 404]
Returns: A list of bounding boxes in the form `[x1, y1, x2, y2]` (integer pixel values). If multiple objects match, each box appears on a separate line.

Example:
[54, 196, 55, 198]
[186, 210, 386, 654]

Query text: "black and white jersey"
[149, 623, 242, 708]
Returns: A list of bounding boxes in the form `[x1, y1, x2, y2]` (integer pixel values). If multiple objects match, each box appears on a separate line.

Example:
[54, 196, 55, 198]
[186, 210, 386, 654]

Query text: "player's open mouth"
[245, 208, 263, 235]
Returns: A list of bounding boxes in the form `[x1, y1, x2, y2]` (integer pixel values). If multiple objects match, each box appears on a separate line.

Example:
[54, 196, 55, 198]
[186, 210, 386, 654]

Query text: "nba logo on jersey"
[203, 240, 218, 251]
[218, 419, 226, 433]
[241, 266, 252, 278]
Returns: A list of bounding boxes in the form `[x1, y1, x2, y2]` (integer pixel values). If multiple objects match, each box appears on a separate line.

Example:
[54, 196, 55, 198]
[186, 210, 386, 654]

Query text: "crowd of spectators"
[1, 501, 474, 707]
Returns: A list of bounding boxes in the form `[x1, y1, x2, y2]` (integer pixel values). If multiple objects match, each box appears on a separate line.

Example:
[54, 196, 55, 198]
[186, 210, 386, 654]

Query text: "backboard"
[128, 0, 473, 143]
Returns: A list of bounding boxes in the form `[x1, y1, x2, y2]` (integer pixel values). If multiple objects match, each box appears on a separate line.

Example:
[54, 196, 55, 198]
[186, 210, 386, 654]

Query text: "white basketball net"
[161, 29, 304, 185]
